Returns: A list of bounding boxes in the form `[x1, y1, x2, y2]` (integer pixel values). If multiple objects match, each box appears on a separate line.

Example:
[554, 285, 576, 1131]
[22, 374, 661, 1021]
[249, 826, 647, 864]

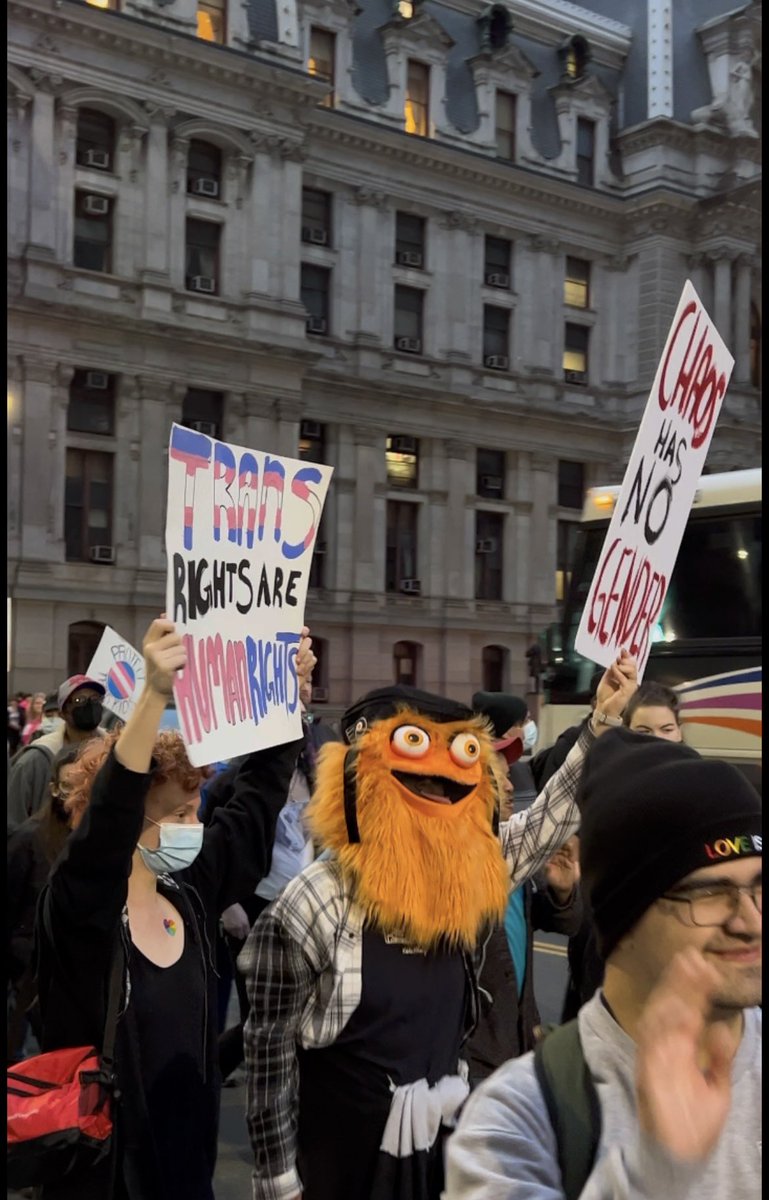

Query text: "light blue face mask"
[522, 720, 538, 753]
[137, 818, 204, 876]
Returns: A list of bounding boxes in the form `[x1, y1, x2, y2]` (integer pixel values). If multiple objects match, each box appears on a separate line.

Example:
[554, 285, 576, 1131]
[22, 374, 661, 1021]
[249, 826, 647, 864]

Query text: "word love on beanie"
[705, 833, 762, 860]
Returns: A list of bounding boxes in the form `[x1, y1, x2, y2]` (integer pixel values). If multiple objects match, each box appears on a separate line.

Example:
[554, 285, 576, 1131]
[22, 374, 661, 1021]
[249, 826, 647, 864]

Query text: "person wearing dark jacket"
[7, 745, 80, 1062]
[468, 692, 583, 1080]
[466, 858, 582, 1084]
[35, 617, 312, 1200]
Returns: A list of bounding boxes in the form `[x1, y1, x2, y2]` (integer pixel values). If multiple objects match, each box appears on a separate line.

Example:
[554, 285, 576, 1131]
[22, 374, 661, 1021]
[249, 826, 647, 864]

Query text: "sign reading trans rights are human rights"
[164, 423, 333, 767]
[575, 281, 734, 681]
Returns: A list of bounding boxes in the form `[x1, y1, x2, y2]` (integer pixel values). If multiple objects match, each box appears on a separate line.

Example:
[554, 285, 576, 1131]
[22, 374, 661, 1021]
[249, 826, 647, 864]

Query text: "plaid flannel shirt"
[241, 722, 594, 1200]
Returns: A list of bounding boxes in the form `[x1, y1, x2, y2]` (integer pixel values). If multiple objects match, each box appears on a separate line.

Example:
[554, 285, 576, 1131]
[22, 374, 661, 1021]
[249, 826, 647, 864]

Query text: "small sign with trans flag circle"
[86, 626, 146, 721]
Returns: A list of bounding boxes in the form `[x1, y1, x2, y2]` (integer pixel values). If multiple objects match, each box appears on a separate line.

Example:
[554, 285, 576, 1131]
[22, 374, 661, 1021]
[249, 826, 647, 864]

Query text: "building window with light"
[386, 435, 419, 489]
[197, 0, 225, 44]
[561, 36, 590, 81]
[85, 0, 118, 9]
[564, 323, 589, 384]
[556, 520, 579, 605]
[299, 419, 326, 463]
[395, 0, 416, 19]
[564, 257, 590, 308]
[576, 118, 595, 186]
[308, 27, 335, 106]
[405, 60, 429, 136]
[495, 91, 516, 161]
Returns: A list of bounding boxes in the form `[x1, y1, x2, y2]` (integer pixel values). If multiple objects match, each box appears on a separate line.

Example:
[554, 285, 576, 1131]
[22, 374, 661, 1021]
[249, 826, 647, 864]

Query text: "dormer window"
[478, 4, 512, 54]
[197, 0, 225, 44]
[308, 27, 336, 107]
[405, 61, 429, 135]
[560, 35, 590, 81]
[395, 0, 416, 20]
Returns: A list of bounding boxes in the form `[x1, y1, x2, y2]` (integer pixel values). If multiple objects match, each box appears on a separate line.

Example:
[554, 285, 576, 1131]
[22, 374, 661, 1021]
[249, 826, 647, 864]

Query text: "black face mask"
[70, 699, 103, 732]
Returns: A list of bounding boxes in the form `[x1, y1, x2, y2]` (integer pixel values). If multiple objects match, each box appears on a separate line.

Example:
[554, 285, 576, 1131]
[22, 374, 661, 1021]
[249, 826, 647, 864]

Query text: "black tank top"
[128, 931, 213, 1199]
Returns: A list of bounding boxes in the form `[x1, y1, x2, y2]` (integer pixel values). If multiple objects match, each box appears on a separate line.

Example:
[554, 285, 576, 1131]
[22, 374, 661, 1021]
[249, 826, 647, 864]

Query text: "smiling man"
[241, 662, 637, 1200]
[446, 728, 761, 1200]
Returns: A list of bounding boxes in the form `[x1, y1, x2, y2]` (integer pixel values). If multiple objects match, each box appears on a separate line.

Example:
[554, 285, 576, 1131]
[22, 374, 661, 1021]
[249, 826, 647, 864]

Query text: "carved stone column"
[444, 440, 473, 600]
[711, 253, 734, 346]
[733, 254, 753, 383]
[353, 426, 383, 593]
[28, 88, 58, 256]
[20, 359, 59, 558]
[143, 107, 174, 280]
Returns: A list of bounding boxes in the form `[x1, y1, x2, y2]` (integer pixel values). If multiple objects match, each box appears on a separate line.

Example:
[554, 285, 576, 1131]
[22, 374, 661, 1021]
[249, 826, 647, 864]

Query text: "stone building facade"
[7, 0, 762, 710]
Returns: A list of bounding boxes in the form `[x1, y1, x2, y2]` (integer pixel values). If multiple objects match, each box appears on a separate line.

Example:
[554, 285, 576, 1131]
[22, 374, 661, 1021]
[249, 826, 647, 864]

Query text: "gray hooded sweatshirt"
[445, 992, 761, 1199]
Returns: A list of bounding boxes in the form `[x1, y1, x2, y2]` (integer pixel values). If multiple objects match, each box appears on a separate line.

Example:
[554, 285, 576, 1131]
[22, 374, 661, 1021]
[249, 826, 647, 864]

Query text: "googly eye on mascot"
[242, 662, 636, 1200]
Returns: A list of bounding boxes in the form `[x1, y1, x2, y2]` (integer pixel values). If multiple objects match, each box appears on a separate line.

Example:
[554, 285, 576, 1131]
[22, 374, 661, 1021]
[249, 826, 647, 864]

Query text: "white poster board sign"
[164, 423, 333, 766]
[87, 626, 146, 721]
[575, 280, 734, 679]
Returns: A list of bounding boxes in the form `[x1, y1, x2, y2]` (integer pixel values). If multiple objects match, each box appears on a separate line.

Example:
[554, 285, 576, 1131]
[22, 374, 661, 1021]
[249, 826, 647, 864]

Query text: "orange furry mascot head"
[307, 686, 510, 950]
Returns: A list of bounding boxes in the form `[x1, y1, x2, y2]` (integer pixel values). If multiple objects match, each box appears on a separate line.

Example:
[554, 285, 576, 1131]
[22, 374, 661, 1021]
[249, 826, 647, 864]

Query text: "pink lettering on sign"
[169, 427, 322, 559]
[657, 301, 728, 450]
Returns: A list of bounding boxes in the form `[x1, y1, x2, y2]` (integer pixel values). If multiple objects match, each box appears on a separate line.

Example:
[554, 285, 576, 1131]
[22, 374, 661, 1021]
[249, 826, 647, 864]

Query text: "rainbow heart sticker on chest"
[163, 919, 177, 936]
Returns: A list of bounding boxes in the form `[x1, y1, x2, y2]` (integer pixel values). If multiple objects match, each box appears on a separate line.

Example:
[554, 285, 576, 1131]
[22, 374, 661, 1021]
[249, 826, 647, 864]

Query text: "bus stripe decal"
[681, 715, 762, 738]
[679, 693, 762, 712]
[677, 668, 762, 694]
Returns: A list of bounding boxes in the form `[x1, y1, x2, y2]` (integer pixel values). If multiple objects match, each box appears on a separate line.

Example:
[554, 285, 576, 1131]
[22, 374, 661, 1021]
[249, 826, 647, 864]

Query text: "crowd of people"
[6, 622, 761, 1200]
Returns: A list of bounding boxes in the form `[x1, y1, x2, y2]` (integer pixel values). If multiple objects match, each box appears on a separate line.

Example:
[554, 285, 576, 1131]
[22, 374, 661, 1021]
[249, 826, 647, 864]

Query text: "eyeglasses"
[660, 882, 762, 927]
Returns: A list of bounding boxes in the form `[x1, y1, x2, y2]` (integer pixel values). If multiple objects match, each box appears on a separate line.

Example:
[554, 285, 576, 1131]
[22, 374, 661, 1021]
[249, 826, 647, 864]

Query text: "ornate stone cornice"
[351, 185, 389, 210]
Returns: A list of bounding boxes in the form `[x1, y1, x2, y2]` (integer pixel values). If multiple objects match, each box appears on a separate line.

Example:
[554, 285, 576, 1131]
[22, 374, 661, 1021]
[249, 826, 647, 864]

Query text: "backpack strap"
[533, 1019, 602, 1200]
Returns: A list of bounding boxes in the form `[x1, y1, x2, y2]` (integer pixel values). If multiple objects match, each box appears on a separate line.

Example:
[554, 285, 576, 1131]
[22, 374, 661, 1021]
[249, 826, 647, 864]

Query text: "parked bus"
[539, 468, 761, 785]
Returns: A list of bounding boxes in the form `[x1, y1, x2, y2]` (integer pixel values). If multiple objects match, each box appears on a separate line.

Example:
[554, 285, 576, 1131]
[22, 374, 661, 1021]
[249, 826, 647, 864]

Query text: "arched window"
[76, 109, 116, 172]
[482, 645, 508, 692]
[68, 620, 105, 676]
[750, 302, 761, 388]
[394, 641, 421, 687]
[187, 140, 223, 197]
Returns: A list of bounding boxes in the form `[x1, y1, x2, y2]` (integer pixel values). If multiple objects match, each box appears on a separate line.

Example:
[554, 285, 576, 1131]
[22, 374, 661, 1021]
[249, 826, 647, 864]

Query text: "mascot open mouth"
[392, 771, 474, 805]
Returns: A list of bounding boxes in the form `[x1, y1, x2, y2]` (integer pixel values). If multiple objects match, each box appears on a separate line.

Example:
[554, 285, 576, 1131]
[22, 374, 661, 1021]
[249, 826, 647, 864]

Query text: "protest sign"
[575, 280, 734, 679]
[87, 626, 146, 721]
[164, 423, 333, 766]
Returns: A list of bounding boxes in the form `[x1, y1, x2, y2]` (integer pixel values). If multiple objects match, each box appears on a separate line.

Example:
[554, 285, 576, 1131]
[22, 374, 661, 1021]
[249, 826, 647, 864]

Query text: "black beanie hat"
[471, 692, 528, 740]
[577, 727, 762, 959]
[342, 686, 473, 745]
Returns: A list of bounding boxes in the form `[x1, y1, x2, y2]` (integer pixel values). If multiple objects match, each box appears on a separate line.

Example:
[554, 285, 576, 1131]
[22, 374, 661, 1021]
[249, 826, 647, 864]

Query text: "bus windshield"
[542, 469, 762, 769]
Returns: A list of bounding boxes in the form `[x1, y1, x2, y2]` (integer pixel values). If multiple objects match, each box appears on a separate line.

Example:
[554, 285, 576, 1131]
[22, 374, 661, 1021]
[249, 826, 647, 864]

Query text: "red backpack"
[7, 938, 123, 1188]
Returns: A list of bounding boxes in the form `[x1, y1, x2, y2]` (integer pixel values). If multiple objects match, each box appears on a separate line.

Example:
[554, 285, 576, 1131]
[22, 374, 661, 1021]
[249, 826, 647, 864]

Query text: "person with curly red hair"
[35, 617, 313, 1200]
